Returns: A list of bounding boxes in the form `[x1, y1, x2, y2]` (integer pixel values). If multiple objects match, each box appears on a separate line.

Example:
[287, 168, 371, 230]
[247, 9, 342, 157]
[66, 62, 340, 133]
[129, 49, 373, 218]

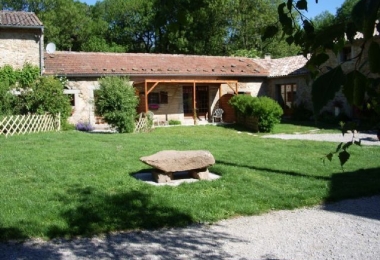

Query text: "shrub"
[252, 97, 283, 132]
[0, 81, 17, 116]
[229, 95, 283, 132]
[95, 76, 139, 133]
[228, 94, 254, 115]
[15, 76, 72, 122]
[169, 120, 181, 125]
[75, 122, 94, 132]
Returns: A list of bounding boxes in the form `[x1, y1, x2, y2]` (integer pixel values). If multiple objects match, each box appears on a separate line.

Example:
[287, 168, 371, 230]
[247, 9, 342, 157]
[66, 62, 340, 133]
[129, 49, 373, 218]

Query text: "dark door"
[183, 86, 209, 117]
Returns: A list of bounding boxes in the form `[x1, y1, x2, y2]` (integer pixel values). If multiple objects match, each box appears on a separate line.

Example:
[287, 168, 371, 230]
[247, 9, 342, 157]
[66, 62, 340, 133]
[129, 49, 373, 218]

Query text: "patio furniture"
[212, 108, 224, 123]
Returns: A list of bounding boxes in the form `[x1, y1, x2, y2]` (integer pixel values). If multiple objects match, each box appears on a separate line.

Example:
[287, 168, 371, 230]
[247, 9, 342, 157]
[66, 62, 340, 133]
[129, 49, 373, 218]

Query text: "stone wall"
[66, 77, 268, 126]
[66, 79, 99, 126]
[0, 28, 43, 69]
[266, 75, 311, 109]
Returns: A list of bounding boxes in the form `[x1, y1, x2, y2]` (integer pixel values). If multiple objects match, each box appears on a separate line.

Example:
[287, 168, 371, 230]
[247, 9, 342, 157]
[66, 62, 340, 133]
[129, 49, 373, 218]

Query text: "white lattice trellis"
[0, 113, 60, 137]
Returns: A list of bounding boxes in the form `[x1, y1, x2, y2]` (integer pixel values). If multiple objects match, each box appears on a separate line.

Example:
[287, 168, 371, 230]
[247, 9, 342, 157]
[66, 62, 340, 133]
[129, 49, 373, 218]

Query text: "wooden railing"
[0, 113, 60, 137]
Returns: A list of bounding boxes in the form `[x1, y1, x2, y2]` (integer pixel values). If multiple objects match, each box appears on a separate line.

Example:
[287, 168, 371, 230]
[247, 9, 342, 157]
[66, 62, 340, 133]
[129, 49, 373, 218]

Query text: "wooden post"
[144, 81, 148, 112]
[193, 81, 197, 124]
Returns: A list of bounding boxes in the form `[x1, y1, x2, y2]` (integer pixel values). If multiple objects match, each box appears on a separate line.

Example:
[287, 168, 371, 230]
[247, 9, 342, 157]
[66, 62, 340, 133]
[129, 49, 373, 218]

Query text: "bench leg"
[152, 170, 173, 183]
[189, 168, 209, 180]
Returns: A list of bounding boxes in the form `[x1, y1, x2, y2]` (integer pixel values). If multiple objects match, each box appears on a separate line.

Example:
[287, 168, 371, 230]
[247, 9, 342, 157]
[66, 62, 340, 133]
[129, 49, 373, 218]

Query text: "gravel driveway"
[1, 195, 379, 260]
[1, 133, 379, 259]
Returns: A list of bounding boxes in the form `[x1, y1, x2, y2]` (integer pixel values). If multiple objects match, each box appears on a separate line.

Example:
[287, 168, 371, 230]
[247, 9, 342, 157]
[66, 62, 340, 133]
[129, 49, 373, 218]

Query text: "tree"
[263, 0, 380, 115]
[263, 0, 380, 167]
[95, 77, 139, 133]
[335, 0, 360, 23]
[312, 11, 335, 31]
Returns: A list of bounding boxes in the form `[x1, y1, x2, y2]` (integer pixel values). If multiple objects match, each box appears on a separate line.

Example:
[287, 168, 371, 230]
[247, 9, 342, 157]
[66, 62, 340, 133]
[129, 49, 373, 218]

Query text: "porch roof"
[43, 51, 269, 78]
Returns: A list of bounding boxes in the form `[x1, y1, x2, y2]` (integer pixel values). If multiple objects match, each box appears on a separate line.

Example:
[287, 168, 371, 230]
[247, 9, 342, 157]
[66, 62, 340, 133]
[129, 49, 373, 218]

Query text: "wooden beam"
[146, 82, 159, 95]
[144, 79, 238, 84]
[226, 82, 239, 94]
[193, 81, 196, 123]
[144, 81, 148, 112]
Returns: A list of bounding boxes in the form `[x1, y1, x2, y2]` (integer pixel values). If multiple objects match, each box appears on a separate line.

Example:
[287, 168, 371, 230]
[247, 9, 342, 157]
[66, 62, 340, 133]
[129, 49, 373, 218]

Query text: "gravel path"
[262, 132, 380, 146]
[1, 133, 379, 259]
[1, 195, 379, 260]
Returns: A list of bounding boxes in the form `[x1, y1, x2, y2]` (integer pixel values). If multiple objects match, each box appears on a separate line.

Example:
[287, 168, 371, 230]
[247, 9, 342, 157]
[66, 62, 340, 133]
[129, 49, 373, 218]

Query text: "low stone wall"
[236, 113, 258, 132]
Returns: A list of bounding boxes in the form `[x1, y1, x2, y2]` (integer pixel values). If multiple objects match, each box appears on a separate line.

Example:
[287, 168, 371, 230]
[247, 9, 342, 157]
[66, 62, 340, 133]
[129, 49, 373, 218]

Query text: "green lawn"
[0, 124, 379, 241]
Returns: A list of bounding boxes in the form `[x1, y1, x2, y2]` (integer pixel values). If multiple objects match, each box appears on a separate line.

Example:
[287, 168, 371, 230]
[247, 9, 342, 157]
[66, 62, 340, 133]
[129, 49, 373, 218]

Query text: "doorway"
[183, 86, 209, 117]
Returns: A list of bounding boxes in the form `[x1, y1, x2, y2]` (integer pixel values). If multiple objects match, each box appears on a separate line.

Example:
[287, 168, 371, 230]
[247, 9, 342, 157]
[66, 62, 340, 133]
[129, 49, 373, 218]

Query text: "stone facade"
[267, 75, 312, 109]
[0, 28, 43, 69]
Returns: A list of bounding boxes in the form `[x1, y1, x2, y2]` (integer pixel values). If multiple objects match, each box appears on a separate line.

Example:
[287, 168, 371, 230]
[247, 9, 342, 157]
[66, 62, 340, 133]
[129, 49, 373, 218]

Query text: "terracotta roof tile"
[0, 11, 43, 27]
[255, 55, 308, 77]
[43, 52, 269, 77]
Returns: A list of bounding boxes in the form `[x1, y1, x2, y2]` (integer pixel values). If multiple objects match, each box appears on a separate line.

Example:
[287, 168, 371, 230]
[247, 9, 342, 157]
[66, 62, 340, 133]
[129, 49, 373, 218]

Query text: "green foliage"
[229, 94, 255, 115]
[0, 81, 17, 116]
[168, 119, 181, 125]
[0, 65, 18, 86]
[81, 36, 126, 53]
[95, 76, 139, 133]
[15, 76, 71, 121]
[0, 63, 40, 87]
[18, 63, 40, 87]
[312, 66, 346, 114]
[4, 0, 296, 56]
[264, 0, 380, 116]
[229, 95, 283, 132]
[322, 122, 362, 169]
[252, 97, 284, 132]
[312, 11, 335, 32]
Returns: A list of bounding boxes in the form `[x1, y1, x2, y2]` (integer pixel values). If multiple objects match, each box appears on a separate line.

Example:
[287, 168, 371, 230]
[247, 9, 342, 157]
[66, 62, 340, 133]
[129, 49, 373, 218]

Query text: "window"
[63, 88, 79, 109]
[278, 84, 297, 109]
[148, 92, 168, 104]
[148, 92, 159, 104]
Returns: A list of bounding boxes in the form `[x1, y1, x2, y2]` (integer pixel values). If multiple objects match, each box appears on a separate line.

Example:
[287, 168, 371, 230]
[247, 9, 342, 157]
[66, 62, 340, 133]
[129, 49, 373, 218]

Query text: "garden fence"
[0, 113, 60, 137]
[134, 112, 152, 133]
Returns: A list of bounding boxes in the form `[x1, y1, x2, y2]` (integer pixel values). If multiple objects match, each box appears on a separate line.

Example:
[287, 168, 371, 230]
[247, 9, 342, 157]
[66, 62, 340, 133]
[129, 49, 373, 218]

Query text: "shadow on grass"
[47, 187, 194, 239]
[0, 227, 28, 241]
[0, 187, 244, 259]
[216, 159, 330, 181]
[217, 159, 380, 220]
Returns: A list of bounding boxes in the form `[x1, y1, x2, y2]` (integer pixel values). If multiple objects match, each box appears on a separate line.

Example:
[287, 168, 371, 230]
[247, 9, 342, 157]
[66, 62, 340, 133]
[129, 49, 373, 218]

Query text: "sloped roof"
[255, 55, 308, 78]
[44, 52, 269, 77]
[0, 11, 43, 27]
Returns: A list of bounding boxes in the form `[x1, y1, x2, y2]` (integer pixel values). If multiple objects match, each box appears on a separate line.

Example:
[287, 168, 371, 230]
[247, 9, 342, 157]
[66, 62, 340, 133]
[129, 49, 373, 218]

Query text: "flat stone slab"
[140, 150, 215, 173]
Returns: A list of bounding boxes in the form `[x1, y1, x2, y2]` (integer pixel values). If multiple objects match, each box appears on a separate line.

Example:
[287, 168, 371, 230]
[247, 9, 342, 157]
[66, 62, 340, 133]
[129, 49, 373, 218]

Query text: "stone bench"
[140, 150, 215, 183]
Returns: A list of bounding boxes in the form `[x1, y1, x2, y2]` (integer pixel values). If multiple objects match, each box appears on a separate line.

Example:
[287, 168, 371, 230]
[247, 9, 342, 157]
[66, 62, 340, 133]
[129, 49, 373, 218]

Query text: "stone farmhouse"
[2, 10, 320, 127]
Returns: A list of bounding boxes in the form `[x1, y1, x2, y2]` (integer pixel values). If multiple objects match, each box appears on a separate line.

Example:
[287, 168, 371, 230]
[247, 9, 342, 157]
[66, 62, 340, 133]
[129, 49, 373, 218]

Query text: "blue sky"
[79, 0, 346, 18]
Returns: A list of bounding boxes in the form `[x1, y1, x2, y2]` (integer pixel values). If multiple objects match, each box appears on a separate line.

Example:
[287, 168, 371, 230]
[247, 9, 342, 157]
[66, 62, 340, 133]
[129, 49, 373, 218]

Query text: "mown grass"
[0, 124, 379, 241]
